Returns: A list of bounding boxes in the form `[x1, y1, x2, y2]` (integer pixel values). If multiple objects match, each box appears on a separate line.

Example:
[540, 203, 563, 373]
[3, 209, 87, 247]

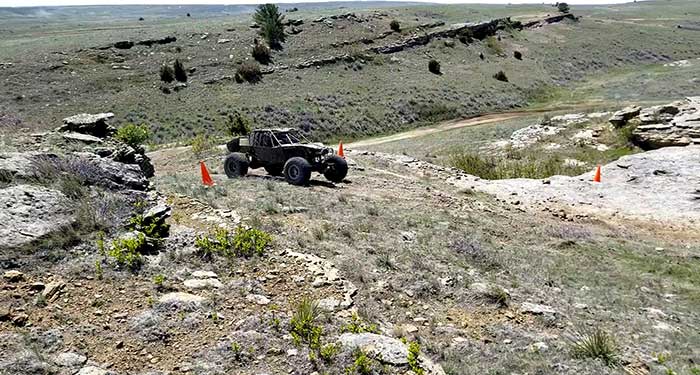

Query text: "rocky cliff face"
[609, 97, 700, 149]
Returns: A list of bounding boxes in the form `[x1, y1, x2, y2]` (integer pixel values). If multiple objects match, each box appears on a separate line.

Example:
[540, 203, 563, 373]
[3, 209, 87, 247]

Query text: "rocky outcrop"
[609, 105, 641, 127]
[58, 113, 115, 137]
[627, 97, 700, 149]
[111, 36, 176, 49]
[0, 185, 73, 249]
[370, 18, 514, 55]
[339, 333, 446, 375]
[297, 14, 571, 70]
[0, 152, 148, 191]
[522, 13, 577, 28]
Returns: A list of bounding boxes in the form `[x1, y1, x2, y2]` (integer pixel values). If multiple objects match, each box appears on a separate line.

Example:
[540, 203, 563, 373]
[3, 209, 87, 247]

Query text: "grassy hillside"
[1, 1, 699, 146]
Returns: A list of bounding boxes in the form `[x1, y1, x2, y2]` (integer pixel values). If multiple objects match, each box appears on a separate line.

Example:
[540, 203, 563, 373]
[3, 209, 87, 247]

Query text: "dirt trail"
[346, 103, 612, 149]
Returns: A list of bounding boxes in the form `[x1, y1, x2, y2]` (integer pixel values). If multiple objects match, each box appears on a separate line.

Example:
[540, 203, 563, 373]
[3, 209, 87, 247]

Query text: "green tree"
[254, 4, 285, 48]
[557, 2, 570, 13]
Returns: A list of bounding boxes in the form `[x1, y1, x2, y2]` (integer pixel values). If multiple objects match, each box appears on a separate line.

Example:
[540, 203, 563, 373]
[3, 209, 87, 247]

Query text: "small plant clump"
[346, 349, 374, 375]
[236, 62, 263, 83]
[153, 274, 166, 287]
[128, 213, 170, 239]
[485, 36, 504, 55]
[290, 298, 322, 350]
[428, 59, 441, 75]
[341, 313, 379, 334]
[108, 233, 146, 270]
[493, 70, 509, 82]
[173, 59, 187, 82]
[115, 123, 150, 149]
[251, 40, 272, 64]
[195, 227, 272, 260]
[319, 343, 341, 364]
[570, 327, 619, 367]
[190, 134, 212, 157]
[407, 341, 425, 375]
[390, 19, 401, 32]
[159, 64, 174, 83]
[225, 113, 252, 137]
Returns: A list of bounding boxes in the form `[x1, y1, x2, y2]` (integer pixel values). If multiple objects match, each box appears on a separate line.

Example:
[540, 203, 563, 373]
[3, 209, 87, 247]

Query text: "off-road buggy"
[224, 128, 348, 186]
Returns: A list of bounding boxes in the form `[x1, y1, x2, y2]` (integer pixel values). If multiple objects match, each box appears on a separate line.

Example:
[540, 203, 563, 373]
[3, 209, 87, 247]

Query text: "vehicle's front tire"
[264, 164, 283, 176]
[283, 157, 312, 186]
[224, 153, 249, 178]
[323, 155, 348, 183]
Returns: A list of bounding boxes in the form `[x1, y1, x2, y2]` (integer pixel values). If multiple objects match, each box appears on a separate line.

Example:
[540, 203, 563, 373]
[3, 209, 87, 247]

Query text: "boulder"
[520, 302, 557, 315]
[639, 104, 681, 124]
[632, 97, 700, 149]
[62, 132, 104, 144]
[3, 270, 25, 282]
[338, 333, 446, 375]
[609, 105, 641, 127]
[0, 185, 73, 249]
[184, 278, 223, 289]
[58, 113, 115, 137]
[53, 352, 87, 368]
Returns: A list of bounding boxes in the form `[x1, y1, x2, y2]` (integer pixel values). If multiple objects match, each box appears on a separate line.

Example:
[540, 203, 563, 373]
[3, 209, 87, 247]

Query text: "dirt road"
[345, 103, 616, 149]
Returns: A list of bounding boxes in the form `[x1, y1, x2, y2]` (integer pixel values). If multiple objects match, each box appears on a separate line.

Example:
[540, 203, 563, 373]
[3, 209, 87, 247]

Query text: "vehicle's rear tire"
[264, 164, 283, 176]
[323, 155, 348, 183]
[283, 157, 312, 186]
[224, 153, 249, 178]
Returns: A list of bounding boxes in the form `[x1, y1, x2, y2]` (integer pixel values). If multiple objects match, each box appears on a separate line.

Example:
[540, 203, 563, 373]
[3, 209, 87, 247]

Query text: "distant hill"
[0, 2, 429, 21]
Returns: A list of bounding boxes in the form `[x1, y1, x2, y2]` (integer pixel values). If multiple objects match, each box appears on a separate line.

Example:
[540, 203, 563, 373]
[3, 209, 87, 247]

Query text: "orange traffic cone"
[338, 141, 345, 158]
[200, 161, 215, 186]
[593, 165, 601, 183]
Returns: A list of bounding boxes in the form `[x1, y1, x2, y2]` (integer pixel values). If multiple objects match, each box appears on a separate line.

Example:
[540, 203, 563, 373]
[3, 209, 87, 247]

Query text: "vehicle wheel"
[224, 153, 249, 178]
[323, 155, 348, 183]
[264, 164, 283, 176]
[283, 157, 312, 186]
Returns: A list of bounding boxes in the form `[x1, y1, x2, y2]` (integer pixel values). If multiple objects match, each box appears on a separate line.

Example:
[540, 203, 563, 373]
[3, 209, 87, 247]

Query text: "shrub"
[236, 62, 262, 83]
[493, 70, 509, 82]
[428, 59, 441, 74]
[487, 286, 510, 307]
[190, 134, 212, 157]
[557, 2, 571, 13]
[195, 226, 272, 259]
[485, 36, 504, 55]
[231, 226, 272, 257]
[128, 213, 170, 239]
[115, 123, 150, 148]
[514, 50, 522, 60]
[407, 341, 425, 375]
[153, 274, 166, 287]
[108, 233, 145, 270]
[390, 19, 401, 32]
[254, 4, 285, 47]
[225, 113, 251, 136]
[570, 327, 619, 367]
[159, 64, 174, 83]
[290, 298, 322, 350]
[347, 349, 374, 375]
[449, 151, 586, 180]
[173, 59, 187, 82]
[251, 41, 271, 64]
[319, 343, 341, 364]
[341, 313, 379, 334]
